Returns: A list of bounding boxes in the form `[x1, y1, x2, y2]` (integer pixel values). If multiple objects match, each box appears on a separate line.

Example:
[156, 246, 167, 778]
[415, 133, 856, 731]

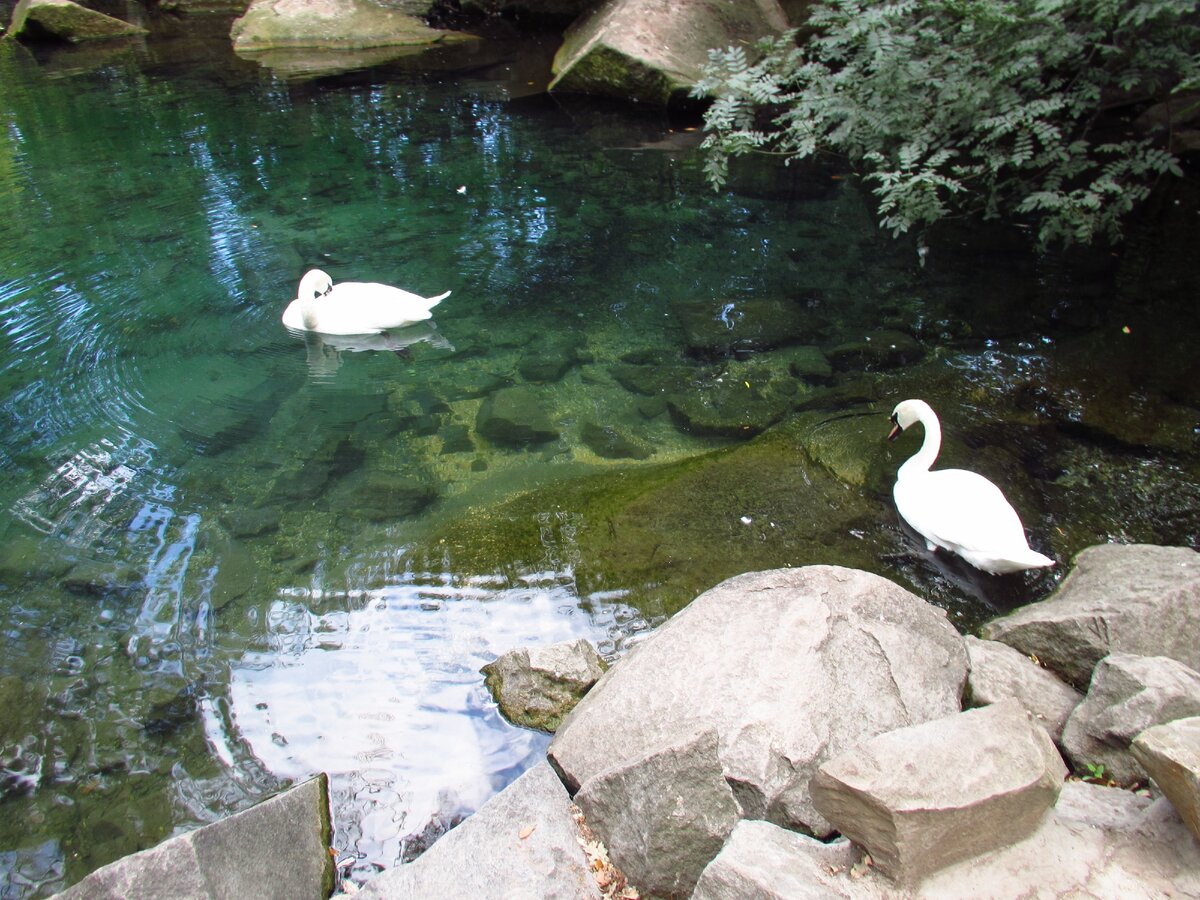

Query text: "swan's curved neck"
[898, 410, 941, 479]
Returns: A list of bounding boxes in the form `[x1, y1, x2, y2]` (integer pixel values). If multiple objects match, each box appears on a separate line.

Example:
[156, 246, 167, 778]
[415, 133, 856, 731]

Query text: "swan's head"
[888, 398, 936, 441]
[297, 269, 334, 301]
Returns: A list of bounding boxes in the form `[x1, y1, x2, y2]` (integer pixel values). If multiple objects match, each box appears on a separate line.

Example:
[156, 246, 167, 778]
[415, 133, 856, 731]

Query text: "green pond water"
[1, 17, 1198, 897]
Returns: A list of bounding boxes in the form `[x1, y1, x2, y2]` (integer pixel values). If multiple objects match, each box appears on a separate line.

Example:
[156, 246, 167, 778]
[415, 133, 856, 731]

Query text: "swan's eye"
[889, 412, 899, 425]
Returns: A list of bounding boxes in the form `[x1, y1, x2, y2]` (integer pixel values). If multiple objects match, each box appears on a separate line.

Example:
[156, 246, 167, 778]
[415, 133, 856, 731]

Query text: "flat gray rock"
[1062, 653, 1200, 785]
[982, 544, 1200, 688]
[356, 761, 600, 899]
[1131, 716, 1200, 840]
[964, 635, 1082, 744]
[57, 775, 333, 899]
[811, 700, 1066, 885]
[549, 566, 968, 836]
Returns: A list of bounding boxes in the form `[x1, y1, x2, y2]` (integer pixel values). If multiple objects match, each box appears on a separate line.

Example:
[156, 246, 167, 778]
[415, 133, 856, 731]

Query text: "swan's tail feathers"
[1008, 548, 1056, 572]
[427, 290, 451, 307]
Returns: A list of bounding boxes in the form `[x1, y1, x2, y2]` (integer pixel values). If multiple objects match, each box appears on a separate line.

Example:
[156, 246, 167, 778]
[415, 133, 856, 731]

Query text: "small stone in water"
[740, 516, 752, 524]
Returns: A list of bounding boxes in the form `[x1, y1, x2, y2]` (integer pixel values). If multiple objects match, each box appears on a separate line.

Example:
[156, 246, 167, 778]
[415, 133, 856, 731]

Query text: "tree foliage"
[695, 0, 1200, 245]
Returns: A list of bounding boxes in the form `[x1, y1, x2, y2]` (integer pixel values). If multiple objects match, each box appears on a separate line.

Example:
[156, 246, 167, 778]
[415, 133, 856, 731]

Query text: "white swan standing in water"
[887, 399, 1054, 575]
[282, 269, 451, 335]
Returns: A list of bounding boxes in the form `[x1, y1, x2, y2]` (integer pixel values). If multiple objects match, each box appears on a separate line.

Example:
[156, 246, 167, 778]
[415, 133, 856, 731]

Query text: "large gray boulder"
[6, 0, 146, 42]
[549, 0, 789, 106]
[964, 635, 1082, 745]
[549, 566, 968, 838]
[57, 776, 333, 899]
[356, 761, 601, 899]
[810, 700, 1066, 885]
[1061, 653, 1200, 785]
[481, 638, 607, 733]
[981, 543, 1200, 688]
[574, 729, 740, 898]
[1131, 716, 1200, 841]
[694, 782, 1200, 897]
[232, 0, 472, 51]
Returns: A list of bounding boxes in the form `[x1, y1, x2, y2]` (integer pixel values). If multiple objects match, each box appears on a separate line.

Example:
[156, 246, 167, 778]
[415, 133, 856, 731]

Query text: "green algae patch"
[409, 420, 890, 618]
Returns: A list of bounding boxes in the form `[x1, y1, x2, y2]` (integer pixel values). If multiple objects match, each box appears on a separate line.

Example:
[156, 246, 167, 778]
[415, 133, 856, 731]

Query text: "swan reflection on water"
[288, 323, 455, 379]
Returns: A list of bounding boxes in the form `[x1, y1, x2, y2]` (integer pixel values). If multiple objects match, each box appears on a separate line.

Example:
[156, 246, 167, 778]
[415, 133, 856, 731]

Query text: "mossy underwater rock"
[6, 0, 146, 43]
[410, 418, 887, 617]
[231, 0, 473, 51]
[481, 639, 607, 733]
[475, 386, 560, 447]
[549, 0, 789, 106]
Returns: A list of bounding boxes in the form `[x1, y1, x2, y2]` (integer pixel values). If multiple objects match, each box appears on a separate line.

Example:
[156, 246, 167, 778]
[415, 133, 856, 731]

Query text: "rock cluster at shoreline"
[59, 543, 1199, 897]
[368, 542, 1200, 898]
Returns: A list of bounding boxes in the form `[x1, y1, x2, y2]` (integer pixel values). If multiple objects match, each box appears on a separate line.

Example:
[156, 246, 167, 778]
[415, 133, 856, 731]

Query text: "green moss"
[410, 421, 888, 617]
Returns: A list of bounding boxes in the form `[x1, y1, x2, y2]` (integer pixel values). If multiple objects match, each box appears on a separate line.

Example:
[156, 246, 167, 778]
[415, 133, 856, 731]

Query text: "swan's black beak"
[887, 413, 903, 442]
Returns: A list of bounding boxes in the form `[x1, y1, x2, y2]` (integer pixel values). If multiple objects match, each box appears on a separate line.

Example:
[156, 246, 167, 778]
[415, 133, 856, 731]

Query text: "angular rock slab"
[964, 635, 1082, 745]
[357, 761, 601, 898]
[1132, 716, 1200, 840]
[549, 0, 789, 106]
[550, 567, 968, 838]
[692, 819, 860, 900]
[481, 638, 607, 733]
[811, 700, 1066, 885]
[574, 728, 740, 899]
[1062, 652, 1200, 785]
[57, 775, 333, 899]
[7, 0, 146, 43]
[982, 543, 1200, 688]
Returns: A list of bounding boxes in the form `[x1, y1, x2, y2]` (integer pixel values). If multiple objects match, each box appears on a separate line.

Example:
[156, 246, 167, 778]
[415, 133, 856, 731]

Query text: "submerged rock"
[475, 386, 560, 447]
[6, 0, 146, 43]
[826, 329, 925, 372]
[549, 0, 788, 106]
[670, 296, 811, 359]
[580, 421, 653, 460]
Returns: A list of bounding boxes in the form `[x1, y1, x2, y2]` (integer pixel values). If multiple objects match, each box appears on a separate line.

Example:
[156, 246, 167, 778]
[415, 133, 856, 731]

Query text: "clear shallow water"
[1, 21, 1198, 897]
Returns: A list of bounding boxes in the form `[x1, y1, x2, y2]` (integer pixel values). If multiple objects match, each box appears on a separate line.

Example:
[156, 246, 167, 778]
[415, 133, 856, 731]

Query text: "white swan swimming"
[887, 399, 1054, 575]
[282, 269, 451, 335]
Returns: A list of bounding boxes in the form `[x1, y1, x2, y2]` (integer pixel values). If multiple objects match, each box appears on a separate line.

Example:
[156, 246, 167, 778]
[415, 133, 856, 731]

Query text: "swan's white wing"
[894, 468, 1031, 557]
[326, 282, 446, 332]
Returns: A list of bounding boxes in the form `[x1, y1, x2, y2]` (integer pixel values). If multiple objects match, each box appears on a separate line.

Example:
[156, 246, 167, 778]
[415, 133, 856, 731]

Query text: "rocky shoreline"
[57, 542, 1200, 898]
[4, 0, 797, 101]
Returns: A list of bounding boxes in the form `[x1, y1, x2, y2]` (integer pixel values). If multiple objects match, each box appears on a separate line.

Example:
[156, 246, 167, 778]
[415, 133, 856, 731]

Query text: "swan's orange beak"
[887, 414, 902, 442]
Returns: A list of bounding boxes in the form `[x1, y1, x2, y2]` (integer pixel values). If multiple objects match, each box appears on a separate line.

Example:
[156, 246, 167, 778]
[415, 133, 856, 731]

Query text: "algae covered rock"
[481, 638, 607, 733]
[475, 386, 561, 447]
[6, 0, 146, 43]
[232, 0, 471, 50]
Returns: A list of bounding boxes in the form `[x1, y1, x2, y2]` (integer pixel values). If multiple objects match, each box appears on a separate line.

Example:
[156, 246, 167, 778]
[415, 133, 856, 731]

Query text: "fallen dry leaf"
[519, 825, 536, 840]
